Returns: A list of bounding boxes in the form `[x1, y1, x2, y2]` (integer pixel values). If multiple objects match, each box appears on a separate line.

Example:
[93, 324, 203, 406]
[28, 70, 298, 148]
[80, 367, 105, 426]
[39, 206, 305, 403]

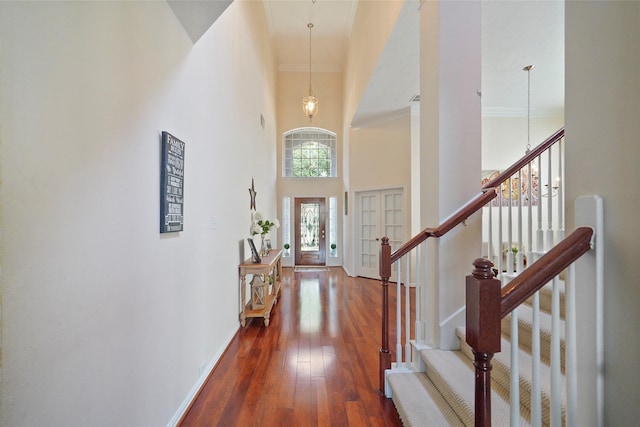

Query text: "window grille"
[283, 128, 336, 178]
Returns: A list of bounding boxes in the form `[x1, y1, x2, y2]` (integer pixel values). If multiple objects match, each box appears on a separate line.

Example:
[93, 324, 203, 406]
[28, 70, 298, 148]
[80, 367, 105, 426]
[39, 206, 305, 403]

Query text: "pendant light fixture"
[302, 22, 318, 120]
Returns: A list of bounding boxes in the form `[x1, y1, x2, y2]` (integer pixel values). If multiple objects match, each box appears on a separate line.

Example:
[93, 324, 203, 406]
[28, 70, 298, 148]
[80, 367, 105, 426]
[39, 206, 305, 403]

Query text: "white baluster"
[537, 156, 544, 253]
[566, 264, 577, 426]
[527, 161, 533, 260]
[508, 176, 514, 273]
[404, 256, 411, 369]
[546, 150, 554, 250]
[396, 258, 402, 367]
[510, 308, 520, 426]
[422, 241, 430, 346]
[488, 197, 494, 267]
[531, 292, 542, 427]
[557, 139, 565, 242]
[414, 245, 422, 346]
[551, 276, 562, 426]
[517, 169, 524, 272]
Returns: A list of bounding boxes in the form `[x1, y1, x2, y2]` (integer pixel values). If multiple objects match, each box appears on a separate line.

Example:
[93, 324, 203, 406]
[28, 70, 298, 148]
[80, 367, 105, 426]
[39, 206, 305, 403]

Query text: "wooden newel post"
[379, 237, 392, 394]
[466, 258, 502, 427]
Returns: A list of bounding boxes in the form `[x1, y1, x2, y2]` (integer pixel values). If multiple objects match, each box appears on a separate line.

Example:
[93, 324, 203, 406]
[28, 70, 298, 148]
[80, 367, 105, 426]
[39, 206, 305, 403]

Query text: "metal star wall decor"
[248, 178, 257, 210]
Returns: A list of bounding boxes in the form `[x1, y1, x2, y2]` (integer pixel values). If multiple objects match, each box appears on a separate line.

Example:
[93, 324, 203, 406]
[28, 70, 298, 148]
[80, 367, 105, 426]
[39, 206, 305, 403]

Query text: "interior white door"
[356, 188, 404, 280]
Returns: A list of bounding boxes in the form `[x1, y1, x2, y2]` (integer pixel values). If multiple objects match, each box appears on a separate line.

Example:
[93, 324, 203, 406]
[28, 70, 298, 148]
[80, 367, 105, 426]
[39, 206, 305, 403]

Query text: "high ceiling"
[261, 0, 564, 126]
[262, 0, 358, 73]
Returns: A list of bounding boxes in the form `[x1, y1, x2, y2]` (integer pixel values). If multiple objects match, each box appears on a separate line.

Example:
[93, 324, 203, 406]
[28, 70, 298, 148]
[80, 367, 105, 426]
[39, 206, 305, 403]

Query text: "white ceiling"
[263, 0, 564, 125]
[262, 0, 358, 72]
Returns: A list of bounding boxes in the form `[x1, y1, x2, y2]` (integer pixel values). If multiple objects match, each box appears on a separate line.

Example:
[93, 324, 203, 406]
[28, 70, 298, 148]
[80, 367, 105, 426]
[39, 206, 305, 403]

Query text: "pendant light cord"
[524, 65, 535, 153]
[308, 23, 313, 95]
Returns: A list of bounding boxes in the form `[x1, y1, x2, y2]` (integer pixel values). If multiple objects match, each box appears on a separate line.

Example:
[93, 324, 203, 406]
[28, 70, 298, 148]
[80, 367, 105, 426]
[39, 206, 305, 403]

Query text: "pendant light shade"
[302, 93, 318, 118]
[302, 23, 318, 120]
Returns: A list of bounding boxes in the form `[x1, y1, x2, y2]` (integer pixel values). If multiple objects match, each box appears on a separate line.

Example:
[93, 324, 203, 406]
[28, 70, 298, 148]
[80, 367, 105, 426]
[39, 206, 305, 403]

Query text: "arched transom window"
[283, 128, 337, 178]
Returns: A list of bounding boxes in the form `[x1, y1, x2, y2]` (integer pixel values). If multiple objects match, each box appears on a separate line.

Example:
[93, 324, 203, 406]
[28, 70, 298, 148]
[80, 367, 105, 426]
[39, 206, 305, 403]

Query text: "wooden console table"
[238, 249, 282, 327]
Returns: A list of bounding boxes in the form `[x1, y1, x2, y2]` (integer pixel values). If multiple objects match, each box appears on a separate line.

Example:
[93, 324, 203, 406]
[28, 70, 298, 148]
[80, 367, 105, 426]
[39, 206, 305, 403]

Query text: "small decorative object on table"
[247, 238, 261, 263]
[250, 275, 266, 310]
[250, 212, 279, 257]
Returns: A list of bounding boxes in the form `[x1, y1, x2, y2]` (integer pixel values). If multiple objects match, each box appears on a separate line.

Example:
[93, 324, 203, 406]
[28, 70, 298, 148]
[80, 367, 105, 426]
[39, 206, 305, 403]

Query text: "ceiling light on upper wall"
[302, 22, 318, 121]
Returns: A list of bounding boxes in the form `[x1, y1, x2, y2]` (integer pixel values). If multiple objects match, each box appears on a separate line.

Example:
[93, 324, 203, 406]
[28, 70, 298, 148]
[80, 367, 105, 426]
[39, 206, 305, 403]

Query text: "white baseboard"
[166, 324, 240, 427]
[342, 265, 354, 277]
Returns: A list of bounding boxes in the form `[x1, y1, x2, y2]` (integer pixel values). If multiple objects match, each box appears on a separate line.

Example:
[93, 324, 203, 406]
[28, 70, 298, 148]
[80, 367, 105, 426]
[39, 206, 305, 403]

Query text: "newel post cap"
[472, 258, 495, 279]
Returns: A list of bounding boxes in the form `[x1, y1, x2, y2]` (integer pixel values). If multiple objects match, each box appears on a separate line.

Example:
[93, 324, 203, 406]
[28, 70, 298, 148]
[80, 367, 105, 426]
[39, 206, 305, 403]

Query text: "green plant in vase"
[250, 212, 279, 256]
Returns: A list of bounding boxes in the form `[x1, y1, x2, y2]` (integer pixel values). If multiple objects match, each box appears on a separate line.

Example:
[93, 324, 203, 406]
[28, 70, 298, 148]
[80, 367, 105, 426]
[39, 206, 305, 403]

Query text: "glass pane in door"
[300, 202, 320, 251]
[384, 192, 404, 251]
[360, 193, 378, 269]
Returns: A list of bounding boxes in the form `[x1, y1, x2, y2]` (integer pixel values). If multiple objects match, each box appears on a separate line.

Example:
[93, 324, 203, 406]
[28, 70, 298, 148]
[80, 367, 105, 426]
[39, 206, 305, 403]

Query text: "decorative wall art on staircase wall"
[482, 169, 539, 206]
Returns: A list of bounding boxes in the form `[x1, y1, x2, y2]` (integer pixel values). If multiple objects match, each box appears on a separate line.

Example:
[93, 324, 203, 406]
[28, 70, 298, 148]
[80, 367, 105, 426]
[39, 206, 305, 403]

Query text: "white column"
[420, 0, 482, 348]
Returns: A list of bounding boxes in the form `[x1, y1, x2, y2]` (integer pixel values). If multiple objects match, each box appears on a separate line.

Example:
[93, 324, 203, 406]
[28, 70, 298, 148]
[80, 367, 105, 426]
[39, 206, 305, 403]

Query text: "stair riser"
[526, 288, 566, 319]
[424, 356, 475, 426]
[458, 334, 562, 427]
[501, 316, 566, 373]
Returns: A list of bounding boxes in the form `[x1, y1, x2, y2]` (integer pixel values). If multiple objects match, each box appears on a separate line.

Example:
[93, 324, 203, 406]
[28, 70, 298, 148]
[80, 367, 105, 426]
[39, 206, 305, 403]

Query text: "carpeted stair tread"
[525, 281, 566, 318]
[502, 304, 566, 370]
[388, 275, 568, 423]
[387, 371, 465, 426]
[456, 327, 566, 426]
[421, 349, 531, 426]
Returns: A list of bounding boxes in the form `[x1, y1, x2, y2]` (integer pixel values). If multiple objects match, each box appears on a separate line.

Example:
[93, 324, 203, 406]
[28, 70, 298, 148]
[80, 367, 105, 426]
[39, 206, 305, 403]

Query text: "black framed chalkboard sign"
[160, 131, 185, 233]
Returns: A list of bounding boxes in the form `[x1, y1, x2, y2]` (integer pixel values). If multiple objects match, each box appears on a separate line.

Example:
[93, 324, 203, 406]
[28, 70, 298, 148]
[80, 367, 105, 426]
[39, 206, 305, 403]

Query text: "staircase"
[387, 281, 565, 426]
[378, 128, 604, 426]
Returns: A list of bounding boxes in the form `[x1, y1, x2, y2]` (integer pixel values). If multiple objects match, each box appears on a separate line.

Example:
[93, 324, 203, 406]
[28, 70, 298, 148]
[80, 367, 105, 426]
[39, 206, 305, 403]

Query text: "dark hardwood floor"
[179, 267, 404, 426]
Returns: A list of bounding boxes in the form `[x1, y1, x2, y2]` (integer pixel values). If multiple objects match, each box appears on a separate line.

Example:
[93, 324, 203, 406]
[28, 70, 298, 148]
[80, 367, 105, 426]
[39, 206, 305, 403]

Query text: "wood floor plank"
[179, 267, 403, 426]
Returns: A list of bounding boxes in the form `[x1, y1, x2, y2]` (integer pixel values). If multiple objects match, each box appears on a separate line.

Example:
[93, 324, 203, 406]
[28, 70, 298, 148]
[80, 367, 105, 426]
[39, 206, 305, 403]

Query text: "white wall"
[348, 115, 412, 276]
[0, 1, 277, 425]
[482, 117, 564, 171]
[348, 115, 412, 193]
[342, 0, 405, 276]
[565, 2, 640, 425]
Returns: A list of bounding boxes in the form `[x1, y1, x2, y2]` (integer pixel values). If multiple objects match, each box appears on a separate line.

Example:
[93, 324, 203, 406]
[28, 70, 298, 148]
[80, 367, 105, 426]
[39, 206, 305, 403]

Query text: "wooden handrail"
[386, 126, 564, 269]
[482, 127, 564, 191]
[390, 189, 497, 263]
[500, 226, 593, 317]
[466, 226, 593, 426]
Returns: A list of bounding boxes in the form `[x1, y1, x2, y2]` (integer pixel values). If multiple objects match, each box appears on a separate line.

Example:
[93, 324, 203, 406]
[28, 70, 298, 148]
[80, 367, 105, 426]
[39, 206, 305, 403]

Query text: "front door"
[294, 198, 326, 265]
